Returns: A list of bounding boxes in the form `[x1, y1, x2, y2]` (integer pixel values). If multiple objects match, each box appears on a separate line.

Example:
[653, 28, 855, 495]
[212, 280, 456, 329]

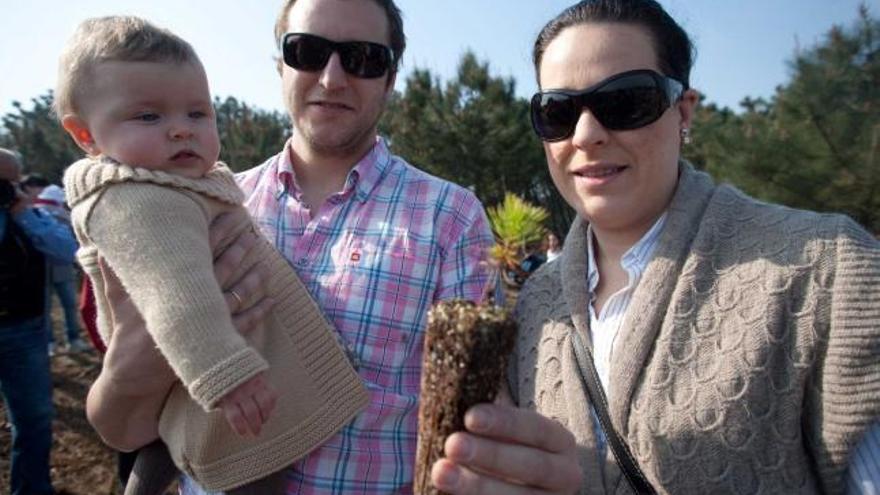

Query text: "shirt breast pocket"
[337, 235, 437, 385]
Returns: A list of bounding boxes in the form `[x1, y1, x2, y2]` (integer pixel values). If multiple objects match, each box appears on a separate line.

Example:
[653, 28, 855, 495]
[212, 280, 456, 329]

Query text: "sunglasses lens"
[531, 93, 580, 141]
[283, 34, 332, 71]
[340, 42, 392, 78]
[283, 34, 392, 79]
[531, 71, 679, 141]
[591, 74, 666, 130]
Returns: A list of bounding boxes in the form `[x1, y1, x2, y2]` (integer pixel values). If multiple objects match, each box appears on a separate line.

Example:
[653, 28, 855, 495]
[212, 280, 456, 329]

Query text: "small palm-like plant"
[487, 193, 549, 287]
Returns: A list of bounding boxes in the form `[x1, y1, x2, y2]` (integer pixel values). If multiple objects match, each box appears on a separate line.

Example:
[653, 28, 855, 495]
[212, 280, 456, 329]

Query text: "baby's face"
[79, 60, 220, 178]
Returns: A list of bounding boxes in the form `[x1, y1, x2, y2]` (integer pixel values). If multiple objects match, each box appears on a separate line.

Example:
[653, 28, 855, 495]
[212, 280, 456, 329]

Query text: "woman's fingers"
[463, 404, 577, 455]
[432, 457, 556, 495]
[433, 404, 582, 494]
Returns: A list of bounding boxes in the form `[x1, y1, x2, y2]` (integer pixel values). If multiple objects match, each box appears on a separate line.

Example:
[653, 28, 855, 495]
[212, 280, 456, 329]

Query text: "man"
[0, 148, 77, 495]
[88, 1, 583, 493]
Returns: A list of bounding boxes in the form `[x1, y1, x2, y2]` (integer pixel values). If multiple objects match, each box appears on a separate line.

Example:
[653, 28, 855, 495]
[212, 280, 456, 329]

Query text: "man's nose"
[319, 52, 349, 90]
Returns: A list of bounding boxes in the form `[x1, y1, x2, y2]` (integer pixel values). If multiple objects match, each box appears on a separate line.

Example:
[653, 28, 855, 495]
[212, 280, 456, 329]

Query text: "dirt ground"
[0, 304, 126, 495]
[0, 345, 121, 495]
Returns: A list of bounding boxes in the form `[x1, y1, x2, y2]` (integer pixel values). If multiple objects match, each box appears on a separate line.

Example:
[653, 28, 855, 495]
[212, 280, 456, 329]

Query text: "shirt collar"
[586, 212, 668, 293]
[275, 136, 393, 205]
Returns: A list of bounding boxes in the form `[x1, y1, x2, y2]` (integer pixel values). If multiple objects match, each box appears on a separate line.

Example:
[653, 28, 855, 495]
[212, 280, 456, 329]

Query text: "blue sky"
[0, 0, 870, 118]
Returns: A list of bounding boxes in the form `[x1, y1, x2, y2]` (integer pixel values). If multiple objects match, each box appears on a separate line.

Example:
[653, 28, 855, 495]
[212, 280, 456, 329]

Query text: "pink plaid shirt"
[183, 137, 494, 494]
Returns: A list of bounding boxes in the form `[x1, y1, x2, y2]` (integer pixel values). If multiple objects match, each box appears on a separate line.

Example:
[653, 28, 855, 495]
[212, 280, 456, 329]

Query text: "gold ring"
[228, 289, 244, 308]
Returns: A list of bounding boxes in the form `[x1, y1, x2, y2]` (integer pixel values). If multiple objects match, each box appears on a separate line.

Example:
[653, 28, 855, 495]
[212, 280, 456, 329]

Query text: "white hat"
[37, 184, 66, 206]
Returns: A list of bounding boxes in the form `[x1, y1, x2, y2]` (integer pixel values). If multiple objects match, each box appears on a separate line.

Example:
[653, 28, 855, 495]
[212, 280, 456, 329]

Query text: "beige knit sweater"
[510, 164, 880, 495]
[64, 157, 368, 491]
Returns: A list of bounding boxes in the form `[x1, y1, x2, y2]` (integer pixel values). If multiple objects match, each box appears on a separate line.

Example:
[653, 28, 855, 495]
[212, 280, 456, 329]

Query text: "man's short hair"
[54, 15, 201, 119]
[273, 0, 406, 73]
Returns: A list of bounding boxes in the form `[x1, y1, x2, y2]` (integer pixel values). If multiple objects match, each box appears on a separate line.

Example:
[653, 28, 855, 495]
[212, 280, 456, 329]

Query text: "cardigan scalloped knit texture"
[64, 157, 368, 491]
[509, 163, 880, 495]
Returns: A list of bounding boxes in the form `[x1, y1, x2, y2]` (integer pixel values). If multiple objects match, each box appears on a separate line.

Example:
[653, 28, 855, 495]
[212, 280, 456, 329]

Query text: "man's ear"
[383, 71, 397, 101]
[62, 115, 99, 155]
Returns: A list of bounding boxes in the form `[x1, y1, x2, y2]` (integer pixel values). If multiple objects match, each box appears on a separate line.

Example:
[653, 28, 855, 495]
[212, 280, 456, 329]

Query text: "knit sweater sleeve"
[808, 216, 880, 494]
[85, 182, 268, 411]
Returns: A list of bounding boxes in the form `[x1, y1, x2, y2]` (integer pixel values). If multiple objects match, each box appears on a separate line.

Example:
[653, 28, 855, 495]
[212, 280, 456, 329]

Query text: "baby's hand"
[217, 371, 277, 437]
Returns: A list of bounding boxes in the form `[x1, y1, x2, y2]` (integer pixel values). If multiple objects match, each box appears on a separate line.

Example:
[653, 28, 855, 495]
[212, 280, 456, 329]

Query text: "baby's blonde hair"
[54, 16, 200, 119]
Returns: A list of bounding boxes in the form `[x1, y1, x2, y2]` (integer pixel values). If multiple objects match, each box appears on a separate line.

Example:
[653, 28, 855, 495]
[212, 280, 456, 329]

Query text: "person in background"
[34, 184, 90, 356]
[20, 174, 49, 201]
[0, 148, 78, 495]
[544, 231, 563, 262]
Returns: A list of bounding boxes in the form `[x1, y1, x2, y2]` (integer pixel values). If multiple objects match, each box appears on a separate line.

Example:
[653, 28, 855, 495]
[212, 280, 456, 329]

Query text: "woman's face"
[538, 22, 697, 241]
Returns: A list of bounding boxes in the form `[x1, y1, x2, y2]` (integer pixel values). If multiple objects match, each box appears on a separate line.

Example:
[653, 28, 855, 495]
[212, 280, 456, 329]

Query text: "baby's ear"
[61, 115, 100, 156]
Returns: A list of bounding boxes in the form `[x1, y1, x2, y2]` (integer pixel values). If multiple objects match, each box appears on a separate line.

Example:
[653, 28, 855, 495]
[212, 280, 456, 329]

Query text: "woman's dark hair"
[533, 0, 695, 88]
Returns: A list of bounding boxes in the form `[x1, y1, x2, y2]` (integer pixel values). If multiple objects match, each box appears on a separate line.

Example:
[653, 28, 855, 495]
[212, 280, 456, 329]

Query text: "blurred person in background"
[20, 174, 49, 201]
[544, 231, 563, 262]
[0, 147, 77, 495]
[34, 184, 89, 356]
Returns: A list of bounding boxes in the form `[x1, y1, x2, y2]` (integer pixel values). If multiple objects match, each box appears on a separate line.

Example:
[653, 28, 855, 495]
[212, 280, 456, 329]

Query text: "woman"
[435, 1, 879, 494]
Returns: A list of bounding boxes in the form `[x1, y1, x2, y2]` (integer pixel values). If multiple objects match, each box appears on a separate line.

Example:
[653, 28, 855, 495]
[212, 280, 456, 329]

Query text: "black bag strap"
[570, 329, 657, 495]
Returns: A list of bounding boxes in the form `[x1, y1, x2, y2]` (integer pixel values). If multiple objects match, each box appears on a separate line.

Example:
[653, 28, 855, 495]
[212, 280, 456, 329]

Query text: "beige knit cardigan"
[64, 158, 368, 491]
[510, 164, 880, 495]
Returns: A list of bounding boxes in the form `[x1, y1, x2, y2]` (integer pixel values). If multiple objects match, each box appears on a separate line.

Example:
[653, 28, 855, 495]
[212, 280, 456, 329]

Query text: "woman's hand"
[431, 403, 583, 494]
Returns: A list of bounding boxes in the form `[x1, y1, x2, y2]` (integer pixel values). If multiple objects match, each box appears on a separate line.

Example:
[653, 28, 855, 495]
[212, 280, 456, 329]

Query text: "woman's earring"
[680, 127, 692, 145]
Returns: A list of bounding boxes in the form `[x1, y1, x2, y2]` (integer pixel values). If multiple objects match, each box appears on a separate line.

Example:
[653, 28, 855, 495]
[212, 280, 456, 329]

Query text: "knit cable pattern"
[511, 164, 880, 495]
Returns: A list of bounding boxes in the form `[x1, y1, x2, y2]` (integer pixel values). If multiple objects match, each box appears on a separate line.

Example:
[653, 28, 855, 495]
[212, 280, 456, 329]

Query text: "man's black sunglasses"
[530, 69, 686, 142]
[281, 33, 394, 79]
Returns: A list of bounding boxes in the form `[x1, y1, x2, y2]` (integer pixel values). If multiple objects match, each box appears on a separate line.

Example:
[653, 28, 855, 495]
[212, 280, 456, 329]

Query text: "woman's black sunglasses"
[281, 32, 395, 79]
[530, 69, 686, 142]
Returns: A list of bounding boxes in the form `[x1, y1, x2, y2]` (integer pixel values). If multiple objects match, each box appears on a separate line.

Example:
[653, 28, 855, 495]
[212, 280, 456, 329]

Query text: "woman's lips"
[573, 164, 628, 187]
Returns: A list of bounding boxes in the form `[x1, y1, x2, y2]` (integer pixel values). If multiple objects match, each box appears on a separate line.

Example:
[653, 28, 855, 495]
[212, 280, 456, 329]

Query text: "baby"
[57, 16, 367, 494]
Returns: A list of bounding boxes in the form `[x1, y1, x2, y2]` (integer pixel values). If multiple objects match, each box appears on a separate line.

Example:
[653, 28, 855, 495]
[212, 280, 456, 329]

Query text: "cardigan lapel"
[561, 217, 594, 349]
[606, 164, 717, 435]
[558, 163, 718, 494]
[559, 218, 614, 494]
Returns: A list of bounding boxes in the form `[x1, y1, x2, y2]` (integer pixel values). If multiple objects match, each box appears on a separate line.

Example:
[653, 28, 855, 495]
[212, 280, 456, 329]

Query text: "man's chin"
[299, 128, 377, 159]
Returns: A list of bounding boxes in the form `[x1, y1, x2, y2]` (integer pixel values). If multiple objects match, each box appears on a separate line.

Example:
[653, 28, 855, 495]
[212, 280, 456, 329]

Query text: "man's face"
[281, 0, 396, 160]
